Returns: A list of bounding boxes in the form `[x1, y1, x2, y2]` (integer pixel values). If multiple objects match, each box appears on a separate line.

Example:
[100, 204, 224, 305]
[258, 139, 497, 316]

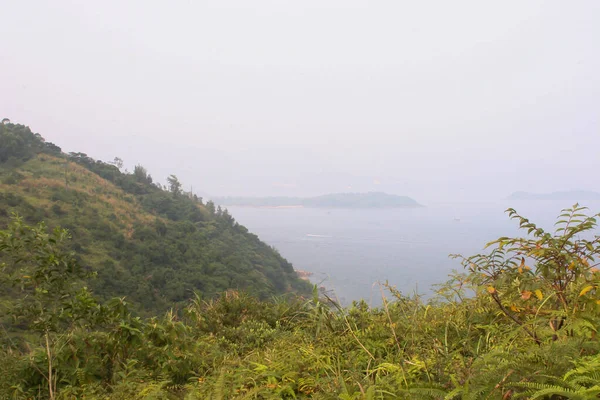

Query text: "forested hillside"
[3, 120, 600, 399]
[2, 202, 600, 399]
[0, 121, 310, 313]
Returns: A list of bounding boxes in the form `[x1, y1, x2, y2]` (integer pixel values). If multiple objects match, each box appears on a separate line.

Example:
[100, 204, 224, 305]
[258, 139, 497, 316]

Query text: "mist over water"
[228, 200, 600, 305]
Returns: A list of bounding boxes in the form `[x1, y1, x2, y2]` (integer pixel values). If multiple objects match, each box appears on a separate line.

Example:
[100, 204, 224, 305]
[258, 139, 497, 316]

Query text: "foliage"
[0, 122, 311, 314]
[1, 204, 600, 399]
[453, 204, 600, 345]
[4, 121, 600, 399]
[0, 121, 61, 165]
[0, 216, 95, 334]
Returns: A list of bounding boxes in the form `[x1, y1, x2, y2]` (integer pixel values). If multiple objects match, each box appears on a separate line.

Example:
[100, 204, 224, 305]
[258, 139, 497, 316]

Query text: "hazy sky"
[2, 1, 599, 203]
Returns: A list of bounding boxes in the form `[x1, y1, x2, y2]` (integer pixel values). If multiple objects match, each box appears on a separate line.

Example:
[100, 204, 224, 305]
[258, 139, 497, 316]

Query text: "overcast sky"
[1, 1, 599, 203]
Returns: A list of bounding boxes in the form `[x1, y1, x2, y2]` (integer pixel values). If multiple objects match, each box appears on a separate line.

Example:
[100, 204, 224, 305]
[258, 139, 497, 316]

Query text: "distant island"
[212, 192, 422, 208]
[507, 190, 600, 201]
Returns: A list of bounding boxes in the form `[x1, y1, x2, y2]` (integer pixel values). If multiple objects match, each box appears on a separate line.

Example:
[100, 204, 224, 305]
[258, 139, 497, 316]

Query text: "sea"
[227, 200, 600, 306]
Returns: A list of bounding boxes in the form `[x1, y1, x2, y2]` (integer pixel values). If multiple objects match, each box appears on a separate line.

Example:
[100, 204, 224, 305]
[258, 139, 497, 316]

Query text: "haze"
[2, 1, 599, 203]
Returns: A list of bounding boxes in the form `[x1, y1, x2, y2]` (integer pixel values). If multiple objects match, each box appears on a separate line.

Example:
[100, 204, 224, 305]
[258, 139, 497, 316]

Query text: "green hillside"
[3, 121, 600, 400]
[0, 121, 310, 313]
[2, 200, 600, 399]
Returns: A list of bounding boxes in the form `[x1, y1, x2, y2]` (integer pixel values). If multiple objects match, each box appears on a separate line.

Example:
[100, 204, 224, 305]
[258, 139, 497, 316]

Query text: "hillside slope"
[0, 121, 310, 313]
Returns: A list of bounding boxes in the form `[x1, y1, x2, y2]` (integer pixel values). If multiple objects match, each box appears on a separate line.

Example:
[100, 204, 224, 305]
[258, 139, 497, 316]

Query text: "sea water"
[227, 200, 600, 305]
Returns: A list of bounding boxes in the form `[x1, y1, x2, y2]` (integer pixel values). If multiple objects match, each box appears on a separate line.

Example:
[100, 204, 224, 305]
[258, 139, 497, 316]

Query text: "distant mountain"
[213, 192, 422, 208]
[507, 190, 600, 201]
[305, 192, 422, 208]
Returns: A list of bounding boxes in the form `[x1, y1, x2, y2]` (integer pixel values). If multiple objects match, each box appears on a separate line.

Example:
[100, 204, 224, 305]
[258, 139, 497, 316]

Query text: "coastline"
[295, 269, 331, 299]
[295, 269, 313, 281]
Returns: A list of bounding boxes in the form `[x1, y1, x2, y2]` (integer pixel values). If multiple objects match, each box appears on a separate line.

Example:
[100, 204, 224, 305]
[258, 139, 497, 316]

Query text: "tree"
[0, 215, 96, 399]
[167, 174, 182, 196]
[110, 157, 124, 170]
[455, 204, 600, 344]
[0, 122, 46, 163]
[133, 164, 153, 184]
[44, 141, 62, 154]
[206, 200, 216, 215]
[222, 208, 235, 225]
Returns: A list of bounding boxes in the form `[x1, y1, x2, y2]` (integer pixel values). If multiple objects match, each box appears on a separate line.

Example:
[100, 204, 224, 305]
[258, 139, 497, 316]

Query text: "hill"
[0, 121, 310, 313]
[3, 122, 600, 400]
[507, 190, 600, 201]
[3, 200, 600, 399]
[213, 192, 422, 208]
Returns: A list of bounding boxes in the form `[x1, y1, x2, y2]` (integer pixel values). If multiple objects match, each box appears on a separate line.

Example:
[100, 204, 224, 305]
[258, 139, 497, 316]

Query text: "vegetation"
[3, 121, 600, 399]
[2, 207, 600, 398]
[214, 192, 422, 208]
[0, 121, 310, 314]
